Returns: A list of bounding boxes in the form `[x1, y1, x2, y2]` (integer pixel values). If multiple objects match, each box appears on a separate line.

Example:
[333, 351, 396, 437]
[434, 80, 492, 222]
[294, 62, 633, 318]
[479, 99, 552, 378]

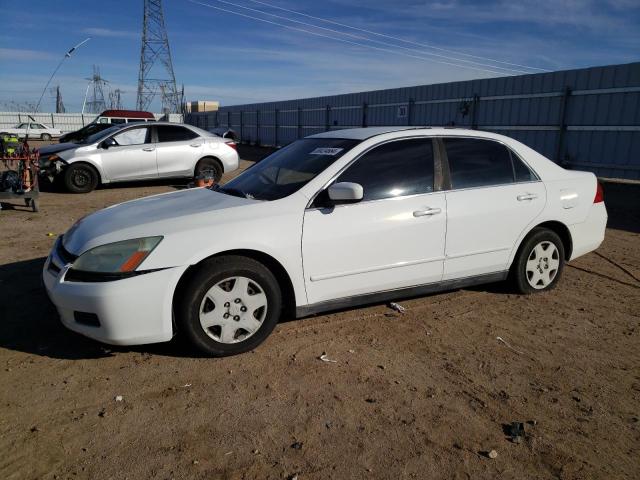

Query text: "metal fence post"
[408, 98, 414, 126]
[362, 102, 368, 128]
[471, 94, 480, 129]
[274, 108, 279, 147]
[325, 104, 330, 131]
[256, 109, 261, 145]
[240, 110, 244, 144]
[297, 106, 302, 139]
[555, 86, 572, 165]
[50, 113, 55, 127]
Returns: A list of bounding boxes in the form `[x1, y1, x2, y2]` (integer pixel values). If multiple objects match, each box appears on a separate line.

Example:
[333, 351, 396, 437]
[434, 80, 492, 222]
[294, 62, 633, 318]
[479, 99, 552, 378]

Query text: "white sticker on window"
[309, 147, 344, 156]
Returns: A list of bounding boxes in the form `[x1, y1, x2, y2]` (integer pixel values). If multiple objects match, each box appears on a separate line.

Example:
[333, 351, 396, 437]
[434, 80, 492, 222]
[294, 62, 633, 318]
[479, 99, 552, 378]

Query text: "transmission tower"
[109, 88, 124, 109]
[84, 65, 108, 113]
[137, 0, 181, 113]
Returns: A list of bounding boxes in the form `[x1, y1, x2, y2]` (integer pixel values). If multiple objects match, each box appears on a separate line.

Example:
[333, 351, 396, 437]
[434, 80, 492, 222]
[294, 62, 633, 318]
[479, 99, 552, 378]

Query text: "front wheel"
[41, 133, 51, 141]
[512, 228, 565, 294]
[176, 256, 282, 356]
[63, 163, 99, 193]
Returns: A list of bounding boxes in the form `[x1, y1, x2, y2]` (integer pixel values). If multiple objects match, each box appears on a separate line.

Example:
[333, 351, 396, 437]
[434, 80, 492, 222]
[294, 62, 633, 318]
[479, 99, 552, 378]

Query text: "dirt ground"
[1, 147, 639, 480]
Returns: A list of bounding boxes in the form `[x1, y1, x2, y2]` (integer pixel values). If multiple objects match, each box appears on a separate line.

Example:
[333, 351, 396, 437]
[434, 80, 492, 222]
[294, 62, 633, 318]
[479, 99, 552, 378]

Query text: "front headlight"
[72, 236, 163, 273]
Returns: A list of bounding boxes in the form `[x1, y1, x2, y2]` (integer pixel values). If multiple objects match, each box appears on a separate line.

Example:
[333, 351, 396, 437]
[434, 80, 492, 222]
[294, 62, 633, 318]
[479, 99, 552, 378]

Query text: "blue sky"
[0, 0, 638, 112]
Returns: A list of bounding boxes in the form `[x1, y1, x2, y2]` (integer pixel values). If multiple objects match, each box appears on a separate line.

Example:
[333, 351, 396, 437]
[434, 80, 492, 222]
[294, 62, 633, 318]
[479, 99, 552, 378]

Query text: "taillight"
[225, 141, 237, 151]
[593, 182, 604, 203]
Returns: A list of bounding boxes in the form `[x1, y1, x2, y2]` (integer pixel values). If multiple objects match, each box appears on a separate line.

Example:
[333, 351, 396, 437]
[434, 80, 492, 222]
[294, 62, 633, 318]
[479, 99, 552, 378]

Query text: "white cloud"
[82, 27, 138, 39]
[0, 48, 56, 61]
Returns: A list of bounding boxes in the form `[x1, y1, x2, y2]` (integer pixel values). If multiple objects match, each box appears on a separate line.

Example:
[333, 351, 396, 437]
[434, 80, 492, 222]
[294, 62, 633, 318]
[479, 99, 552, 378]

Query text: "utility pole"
[55, 86, 65, 113]
[136, 0, 180, 113]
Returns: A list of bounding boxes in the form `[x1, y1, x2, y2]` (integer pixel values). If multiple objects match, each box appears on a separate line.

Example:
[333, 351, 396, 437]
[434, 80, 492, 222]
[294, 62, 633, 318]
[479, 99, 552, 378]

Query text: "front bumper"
[43, 239, 186, 346]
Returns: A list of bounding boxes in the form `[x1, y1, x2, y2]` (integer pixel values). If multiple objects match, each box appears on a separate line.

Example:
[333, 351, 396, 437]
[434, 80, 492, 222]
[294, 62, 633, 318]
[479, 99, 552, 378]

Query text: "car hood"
[39, 142, 79, 157]
[62, 188, 259, 255]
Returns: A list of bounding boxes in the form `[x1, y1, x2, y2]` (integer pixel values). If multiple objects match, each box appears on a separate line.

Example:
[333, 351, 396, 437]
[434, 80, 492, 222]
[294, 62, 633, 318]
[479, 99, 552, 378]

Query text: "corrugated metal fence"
[186, 62, 640, 180]
[0, 112, 184, 133]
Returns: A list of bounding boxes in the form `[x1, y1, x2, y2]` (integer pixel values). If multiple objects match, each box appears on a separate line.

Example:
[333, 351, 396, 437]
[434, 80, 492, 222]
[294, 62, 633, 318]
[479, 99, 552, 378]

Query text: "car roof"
[99, 109, 155, 119]
[308, 126, 428, 140]
[308, 126, 521, 143]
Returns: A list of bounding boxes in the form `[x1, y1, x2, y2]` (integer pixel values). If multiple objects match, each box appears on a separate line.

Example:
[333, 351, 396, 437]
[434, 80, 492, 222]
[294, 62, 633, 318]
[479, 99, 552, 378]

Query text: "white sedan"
[42, 122, 239, 193]
[1, 122, 62, 140]
[43, 127, 607, 356]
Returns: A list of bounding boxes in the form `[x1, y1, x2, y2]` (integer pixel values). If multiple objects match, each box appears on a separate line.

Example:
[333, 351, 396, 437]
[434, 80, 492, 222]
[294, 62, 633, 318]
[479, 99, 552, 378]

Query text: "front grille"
[57, 239, 78, 265]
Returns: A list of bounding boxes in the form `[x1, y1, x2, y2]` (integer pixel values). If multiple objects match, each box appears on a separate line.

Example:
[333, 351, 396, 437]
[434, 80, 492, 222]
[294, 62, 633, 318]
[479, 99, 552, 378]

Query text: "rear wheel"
[194, 157, 223, 183]
[512, 228, 565, 294]
[177, 256, 282, 356]
[63, 163, 99, 193]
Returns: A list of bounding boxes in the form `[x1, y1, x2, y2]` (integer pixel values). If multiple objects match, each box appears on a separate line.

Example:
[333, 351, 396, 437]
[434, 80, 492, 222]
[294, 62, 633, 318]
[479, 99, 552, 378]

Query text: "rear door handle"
[413, 207, 442, 217]
[189, 143, 202, 147]
[517, 193, 537, 201]
[142, 147, 155, 152]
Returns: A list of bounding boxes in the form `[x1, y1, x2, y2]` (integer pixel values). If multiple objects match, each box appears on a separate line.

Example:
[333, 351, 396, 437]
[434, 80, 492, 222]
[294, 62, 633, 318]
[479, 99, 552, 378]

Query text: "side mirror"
[101, 137, 117, 149]
[328, 182, 363, 203]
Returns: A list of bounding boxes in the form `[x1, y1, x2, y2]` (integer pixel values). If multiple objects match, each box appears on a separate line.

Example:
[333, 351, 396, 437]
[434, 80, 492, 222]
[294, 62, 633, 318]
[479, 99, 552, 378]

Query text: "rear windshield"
[215, 138, 360, 201]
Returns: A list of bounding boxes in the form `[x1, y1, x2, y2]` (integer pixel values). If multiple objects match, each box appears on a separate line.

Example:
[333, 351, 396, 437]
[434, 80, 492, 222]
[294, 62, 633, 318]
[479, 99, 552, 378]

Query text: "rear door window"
[157, 125, 199, 142]
[443, 138, 515, 189]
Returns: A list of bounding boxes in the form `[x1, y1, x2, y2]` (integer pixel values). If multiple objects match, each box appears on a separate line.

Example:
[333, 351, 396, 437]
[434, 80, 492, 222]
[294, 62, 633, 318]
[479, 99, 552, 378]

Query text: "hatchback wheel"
[63, 164, 99, 193]
[177, 256, 282, 356]
[512, 228, 565, 294]
[41, 133, 51, 141]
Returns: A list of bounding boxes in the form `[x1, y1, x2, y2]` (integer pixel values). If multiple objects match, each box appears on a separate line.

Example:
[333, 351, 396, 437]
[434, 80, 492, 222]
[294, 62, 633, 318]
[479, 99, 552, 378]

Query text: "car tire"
[177, 256, 282, 356]
[511, 227, 565, 294]
[63, 163, 99, 193]
[194, 157, 223, 183]
[41, 133, 51, 141]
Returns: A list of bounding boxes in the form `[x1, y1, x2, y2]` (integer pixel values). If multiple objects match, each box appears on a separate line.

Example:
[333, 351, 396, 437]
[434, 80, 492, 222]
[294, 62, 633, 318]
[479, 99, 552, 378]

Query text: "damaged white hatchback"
[44, 127, 607, 356]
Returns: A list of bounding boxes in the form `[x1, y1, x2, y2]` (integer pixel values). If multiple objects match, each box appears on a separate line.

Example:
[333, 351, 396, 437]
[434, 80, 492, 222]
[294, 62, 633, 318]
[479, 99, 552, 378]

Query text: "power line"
[210, 0, 531, 75]
[186, 0, 511, 75]
[248, 0, 548, 73]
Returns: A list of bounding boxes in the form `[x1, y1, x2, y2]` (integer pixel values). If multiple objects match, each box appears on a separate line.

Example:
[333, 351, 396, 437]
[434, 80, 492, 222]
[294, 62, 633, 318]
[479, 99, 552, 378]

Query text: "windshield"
[81, 125, 124, 145]
[215, 138, 360, 201]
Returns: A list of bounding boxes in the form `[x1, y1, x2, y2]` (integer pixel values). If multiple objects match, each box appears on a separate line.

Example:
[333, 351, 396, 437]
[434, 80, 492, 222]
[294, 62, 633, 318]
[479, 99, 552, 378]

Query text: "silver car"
[43, 122, 239, 193]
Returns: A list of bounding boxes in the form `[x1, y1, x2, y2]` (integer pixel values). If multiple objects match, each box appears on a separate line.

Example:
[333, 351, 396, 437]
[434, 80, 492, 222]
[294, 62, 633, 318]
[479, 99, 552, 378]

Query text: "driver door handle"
[142, 147, 155, 152]
[189, 143, 202, 147]
[413, 207, 442, 217]
[517, 193, 538, 201]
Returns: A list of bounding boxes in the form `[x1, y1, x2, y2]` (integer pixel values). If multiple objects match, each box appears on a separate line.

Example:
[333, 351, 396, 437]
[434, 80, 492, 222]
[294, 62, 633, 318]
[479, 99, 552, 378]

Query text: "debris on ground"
[114, 395, 123, 402]
[291, 441, 303, 450]
[504, 422, 525, 443]
[496, 336, 524, 355]
[319, 353, 337, 363]
[388, 302, 406, 313]
[488, 450, 498, 459]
